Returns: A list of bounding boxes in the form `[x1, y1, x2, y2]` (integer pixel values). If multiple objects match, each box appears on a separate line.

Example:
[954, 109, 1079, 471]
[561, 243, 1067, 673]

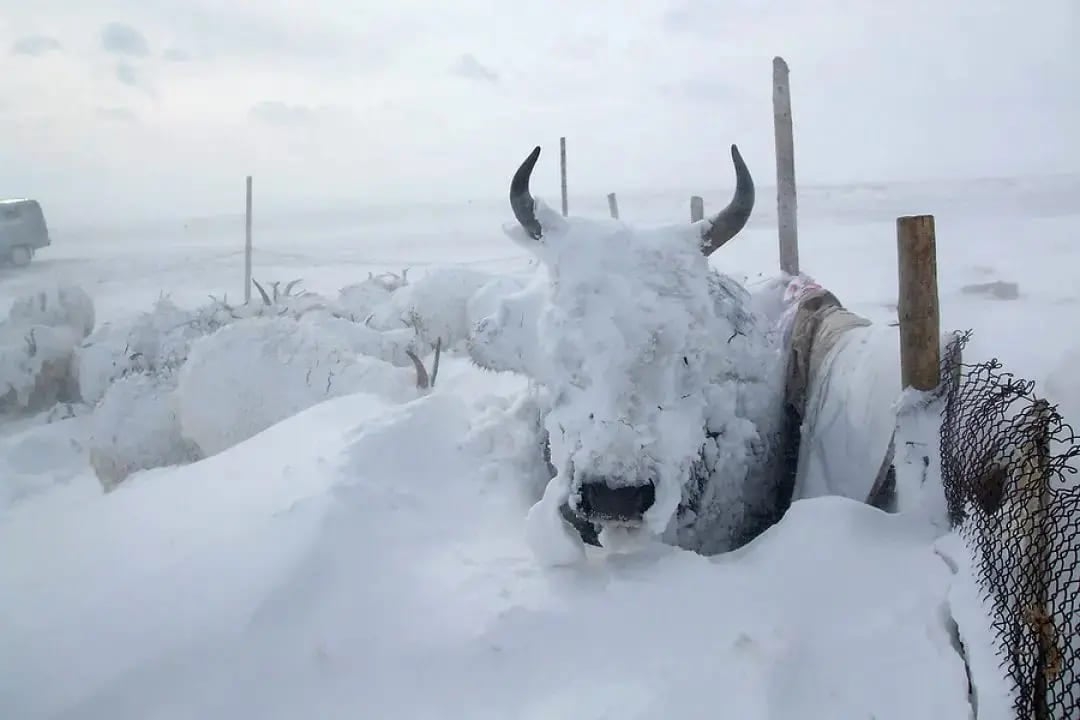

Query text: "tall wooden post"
[607, 192, 619, 219]
[690, 195, 704, 222]
[896, 214, 941, 391]
[559, 136, 568, 217]
[244, 175, 253, 303]
[773, 56, 800, 275]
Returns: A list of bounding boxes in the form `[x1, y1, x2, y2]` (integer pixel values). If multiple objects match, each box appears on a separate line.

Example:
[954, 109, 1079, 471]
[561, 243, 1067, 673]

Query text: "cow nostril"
[578, 480, 656, 521]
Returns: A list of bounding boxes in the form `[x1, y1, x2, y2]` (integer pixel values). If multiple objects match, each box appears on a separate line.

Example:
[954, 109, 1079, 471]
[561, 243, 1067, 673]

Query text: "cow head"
[476, 143, 772, 546]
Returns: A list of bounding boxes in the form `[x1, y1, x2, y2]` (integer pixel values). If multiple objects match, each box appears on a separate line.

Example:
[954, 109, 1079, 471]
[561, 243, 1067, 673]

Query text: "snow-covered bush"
[174, 315, 433, 457]
[88, 370, 200, 491]
[0, 285, 95, 413]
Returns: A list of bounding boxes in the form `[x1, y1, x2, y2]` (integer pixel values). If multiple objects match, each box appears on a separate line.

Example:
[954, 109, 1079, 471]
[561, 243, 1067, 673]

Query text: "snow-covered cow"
[469, 144, 880, 557]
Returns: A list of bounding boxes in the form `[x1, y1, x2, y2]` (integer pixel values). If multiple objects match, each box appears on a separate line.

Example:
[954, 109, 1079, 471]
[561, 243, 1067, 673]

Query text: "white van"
[0, 198, 51, 266]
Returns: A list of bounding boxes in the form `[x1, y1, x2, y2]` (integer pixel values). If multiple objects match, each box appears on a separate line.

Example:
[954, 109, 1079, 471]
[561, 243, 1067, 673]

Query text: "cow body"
[468, 205, 800, 555]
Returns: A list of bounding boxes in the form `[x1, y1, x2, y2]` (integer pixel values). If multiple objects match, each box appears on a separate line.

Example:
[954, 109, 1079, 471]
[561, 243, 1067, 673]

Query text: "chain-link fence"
[939, 330, 1080, 720]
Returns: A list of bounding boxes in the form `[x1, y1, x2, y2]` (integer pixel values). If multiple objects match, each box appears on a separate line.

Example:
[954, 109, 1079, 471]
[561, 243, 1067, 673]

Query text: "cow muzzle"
[576, 479, 656, 524]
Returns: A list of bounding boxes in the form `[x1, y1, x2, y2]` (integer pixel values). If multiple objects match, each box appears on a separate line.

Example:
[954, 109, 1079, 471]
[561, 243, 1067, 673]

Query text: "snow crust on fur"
[363, 266, 501, 351]
[89, 371, 199, 491]
[471, 199, 786, 550]
[0, 285, 94, 412]
[70, 280, 445, 488]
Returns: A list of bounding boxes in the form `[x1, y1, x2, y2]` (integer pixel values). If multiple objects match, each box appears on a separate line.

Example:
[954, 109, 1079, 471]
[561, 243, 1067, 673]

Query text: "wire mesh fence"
[939, 330, 1080, 720]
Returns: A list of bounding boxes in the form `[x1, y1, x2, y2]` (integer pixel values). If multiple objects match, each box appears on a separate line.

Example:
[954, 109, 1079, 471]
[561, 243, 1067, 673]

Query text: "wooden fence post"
[773, 56, 800, 275]
[559, 136, 568, 217]
[690, 195, 704, 222]
[1021, 399, 1055, 720]
[244, 175, 253, 304]
[607, 192, 619, 219]
[896, 214, 940, 391]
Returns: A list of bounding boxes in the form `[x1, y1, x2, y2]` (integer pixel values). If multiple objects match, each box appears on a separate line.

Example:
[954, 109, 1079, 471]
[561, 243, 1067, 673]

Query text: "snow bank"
[0, 285, 94, 413]
[0, 376, 974, 719]
[175, 315, 425, 456]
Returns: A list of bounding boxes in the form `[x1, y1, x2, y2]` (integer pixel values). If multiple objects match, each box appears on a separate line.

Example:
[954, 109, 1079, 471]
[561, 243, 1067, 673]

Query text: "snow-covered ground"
[1, 174, 1077, 719]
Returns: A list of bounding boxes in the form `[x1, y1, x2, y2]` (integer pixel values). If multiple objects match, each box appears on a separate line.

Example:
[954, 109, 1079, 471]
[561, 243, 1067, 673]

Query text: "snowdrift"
[0, 376, 977, 720]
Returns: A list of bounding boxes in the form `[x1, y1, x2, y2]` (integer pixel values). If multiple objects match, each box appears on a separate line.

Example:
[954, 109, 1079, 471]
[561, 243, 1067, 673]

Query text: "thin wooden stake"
[244, 175, 253, 303]
[773, 56, 800, 275]
[559, 136, 568, 217]
[607, 192, 620, 219]
[690, 195, 704, 222]
[896, 214, 941, 391]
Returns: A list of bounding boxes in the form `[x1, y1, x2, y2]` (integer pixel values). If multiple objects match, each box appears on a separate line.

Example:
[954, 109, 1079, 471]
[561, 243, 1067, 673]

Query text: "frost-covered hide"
[175, 315, 429, 457]
[469, 144, 792, 556]
[75, 285, 425, 409]
[364, 266, 503, 351]
[0, 285, 95, 413]
[88, 370, 200, 491]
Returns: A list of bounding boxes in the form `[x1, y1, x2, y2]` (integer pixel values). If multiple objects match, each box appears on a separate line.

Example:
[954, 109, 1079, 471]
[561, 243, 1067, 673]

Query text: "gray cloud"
[12, 35, 62, 56]
[451, 54, 499, 84]
[113, 61, 156, 97]
[101, 22, 150, 57]
[162, 47, 191, 62]
[115, 62, 139, 87]
[249, 101, 351, 129]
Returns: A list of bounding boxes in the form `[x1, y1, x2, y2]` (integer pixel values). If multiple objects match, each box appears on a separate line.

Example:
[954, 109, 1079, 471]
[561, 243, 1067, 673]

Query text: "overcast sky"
[1, 0, 1077, 224]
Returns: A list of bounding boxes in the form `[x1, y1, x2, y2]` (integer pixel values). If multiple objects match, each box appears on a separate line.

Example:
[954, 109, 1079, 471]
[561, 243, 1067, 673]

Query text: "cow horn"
[510, 146, 543, 240]
[700, 144, 755, 256]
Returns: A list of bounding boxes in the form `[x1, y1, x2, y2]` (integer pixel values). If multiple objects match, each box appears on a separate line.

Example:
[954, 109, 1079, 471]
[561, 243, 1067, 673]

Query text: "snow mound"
[175, 315, 426, 456]
[0, 285, 94, 413]
[0, 378, 974, 719]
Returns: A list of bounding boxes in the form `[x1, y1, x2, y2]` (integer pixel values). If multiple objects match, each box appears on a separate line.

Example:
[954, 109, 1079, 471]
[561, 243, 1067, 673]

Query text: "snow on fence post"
[896, 214, 940, 391]
[244, 175, 253, 304]
[690, 195, 704, 222]
[559, 136, 568, 217]
[607, 192, 619, 219]
[773, 56, 800, 275]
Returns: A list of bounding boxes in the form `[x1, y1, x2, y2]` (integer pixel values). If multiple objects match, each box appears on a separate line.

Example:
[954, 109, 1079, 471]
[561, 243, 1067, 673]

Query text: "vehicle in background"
[0, 198, 51, 266]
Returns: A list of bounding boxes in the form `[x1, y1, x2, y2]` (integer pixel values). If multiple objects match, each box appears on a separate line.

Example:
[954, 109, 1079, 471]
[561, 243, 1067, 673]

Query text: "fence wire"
[939, 330, 1080, 720]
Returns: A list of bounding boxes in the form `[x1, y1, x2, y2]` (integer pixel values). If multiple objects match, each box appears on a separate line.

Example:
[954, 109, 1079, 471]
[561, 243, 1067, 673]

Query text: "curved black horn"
[700, 144, 755, 256]
[510, 146, 543, 240]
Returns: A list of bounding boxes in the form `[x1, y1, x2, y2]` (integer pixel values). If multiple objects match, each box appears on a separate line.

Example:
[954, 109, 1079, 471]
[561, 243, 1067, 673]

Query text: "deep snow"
[2, 173, 1077, 719]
